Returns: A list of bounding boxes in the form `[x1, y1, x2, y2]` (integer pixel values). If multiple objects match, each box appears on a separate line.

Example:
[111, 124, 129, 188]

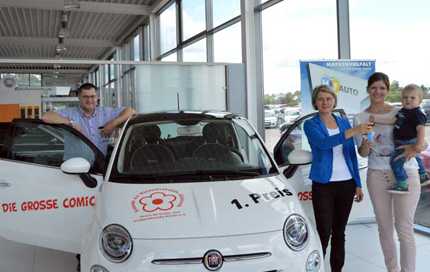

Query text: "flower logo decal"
[139, 191, 177, 212]
[131, 188, 185, 222]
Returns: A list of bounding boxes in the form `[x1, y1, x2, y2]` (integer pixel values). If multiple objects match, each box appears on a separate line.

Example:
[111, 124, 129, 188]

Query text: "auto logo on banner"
[131, 188, 185, 222]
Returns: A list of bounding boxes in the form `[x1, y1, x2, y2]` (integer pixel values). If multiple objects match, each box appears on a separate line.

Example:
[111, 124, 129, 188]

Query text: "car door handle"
[0, 180, 11, 188]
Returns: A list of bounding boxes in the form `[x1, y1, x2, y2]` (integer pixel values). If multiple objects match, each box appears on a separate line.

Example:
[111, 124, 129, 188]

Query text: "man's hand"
[100, 121, 116, 137]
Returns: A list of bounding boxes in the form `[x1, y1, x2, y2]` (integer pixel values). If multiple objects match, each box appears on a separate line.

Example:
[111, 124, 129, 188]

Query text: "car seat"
[129, 125, 175, 171]
[193, 122, 242, 163]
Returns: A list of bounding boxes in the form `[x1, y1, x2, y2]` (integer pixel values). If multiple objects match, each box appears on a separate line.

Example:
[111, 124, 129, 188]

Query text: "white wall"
[0, 79, 42, 105]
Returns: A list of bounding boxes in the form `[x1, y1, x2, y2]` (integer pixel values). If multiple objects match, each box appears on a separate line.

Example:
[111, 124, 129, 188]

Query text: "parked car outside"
[284, 109, 300, 124]
[264, 109, 278, 128]
[421, 99, 430, 123]
[0, 112, 324, 272]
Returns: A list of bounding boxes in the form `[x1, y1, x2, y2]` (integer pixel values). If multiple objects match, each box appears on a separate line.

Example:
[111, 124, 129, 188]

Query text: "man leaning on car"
[42, 83, 135, 272]
[42, 83, 135, 155]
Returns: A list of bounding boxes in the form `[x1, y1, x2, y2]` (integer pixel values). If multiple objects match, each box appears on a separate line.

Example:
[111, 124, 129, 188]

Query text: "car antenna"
[177, 92, 180, 111]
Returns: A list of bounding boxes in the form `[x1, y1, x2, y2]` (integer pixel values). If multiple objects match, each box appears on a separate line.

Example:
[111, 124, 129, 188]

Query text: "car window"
[9, 122, 96, 168]
[111, 117, 277, 183]
[275, 110, 359, 167]
[0, 123, 11, 158]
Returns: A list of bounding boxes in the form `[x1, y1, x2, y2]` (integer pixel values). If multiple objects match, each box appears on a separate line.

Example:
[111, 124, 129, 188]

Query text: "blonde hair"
[311, 85, 337, 110]
[402, 84, 424, 101]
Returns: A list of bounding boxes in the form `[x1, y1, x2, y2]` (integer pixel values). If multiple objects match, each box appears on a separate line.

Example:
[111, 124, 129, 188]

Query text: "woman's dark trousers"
[312, 180, 356, 272]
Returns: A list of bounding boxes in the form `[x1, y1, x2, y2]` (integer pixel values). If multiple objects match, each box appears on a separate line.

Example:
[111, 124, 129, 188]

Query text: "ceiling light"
[61, 12, 69, 22]
[64, 0, 80, 10]
[58, 28, 67, 39]
[56, 45, 67, 53]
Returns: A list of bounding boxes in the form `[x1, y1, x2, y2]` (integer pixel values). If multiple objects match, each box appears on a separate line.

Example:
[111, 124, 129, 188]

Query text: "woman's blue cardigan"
[303, 114, 362, 188]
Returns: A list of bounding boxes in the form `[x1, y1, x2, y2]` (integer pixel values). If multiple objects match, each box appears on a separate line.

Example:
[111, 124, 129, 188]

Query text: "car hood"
[99, 175, 304, 239]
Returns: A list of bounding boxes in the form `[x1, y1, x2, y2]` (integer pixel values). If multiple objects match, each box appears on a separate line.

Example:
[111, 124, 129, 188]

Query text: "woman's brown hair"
[367, 72, 390, 91]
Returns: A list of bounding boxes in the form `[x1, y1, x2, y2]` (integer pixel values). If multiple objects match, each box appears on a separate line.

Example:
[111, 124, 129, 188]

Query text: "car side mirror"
[282, 150, 312, 179]
[61, 157, 91, 174]
[288, 149, 312, 165]
[61, 157, 98, 188]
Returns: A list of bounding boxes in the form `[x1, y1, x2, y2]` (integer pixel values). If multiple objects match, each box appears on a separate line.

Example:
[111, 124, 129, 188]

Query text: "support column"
[337, 0, 351, 59]
[241, 0, 265, 138]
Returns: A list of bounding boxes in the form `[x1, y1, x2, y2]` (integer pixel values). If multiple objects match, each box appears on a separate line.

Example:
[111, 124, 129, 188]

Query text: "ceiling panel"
[80, 0, 156, 5]
[0, 0, 162, 86]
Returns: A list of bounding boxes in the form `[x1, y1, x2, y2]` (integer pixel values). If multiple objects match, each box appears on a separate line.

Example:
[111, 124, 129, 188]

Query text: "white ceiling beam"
[116, 17, 146, 44]
[0, 36, 116, 48]
[0, 0, 151, 15]
[78, 1, 150, 15]
[0, 59, 211, 66]
[150, 0, 171, 14]
[0, 0, 63, 10]
[0, 69, 89, 74]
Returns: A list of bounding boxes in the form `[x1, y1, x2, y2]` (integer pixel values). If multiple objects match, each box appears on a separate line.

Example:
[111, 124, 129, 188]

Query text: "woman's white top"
[354, 107, 418, 170]
[327, 127, 353, 181]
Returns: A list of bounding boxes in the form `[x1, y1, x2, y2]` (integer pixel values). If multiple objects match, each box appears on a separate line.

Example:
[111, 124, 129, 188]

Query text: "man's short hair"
[78, 83, 98, 94]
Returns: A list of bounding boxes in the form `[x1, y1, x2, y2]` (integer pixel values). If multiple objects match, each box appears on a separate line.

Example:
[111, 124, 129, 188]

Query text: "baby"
[370, 84, 429, 193]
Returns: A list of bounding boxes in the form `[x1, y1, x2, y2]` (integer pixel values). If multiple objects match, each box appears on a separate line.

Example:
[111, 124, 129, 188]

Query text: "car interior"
[124, 121, 245, 174]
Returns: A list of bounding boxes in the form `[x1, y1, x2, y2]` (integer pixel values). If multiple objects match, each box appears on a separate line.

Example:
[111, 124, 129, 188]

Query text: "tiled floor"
[325, 223, 430, 272]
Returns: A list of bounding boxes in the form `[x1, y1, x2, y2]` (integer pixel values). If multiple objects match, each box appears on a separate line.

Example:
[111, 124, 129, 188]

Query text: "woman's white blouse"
[327, 127, 353, 181]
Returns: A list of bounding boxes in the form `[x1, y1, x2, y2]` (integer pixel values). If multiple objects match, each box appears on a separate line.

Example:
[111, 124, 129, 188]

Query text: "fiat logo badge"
[203, 250, 223, 271]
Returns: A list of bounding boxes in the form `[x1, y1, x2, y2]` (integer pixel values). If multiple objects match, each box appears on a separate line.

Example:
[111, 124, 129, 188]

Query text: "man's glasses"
[81, 95, 97, 100]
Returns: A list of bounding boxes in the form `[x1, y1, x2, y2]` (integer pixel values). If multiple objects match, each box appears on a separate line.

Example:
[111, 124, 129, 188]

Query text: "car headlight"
[90, 265, 110, 272]
[100, 224, 133, 263]
[306, 250, 321, 271]
[283, 214, 309, 251]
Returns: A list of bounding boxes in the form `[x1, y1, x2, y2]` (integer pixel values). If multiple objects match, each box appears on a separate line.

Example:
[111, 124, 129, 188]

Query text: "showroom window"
[350, 0, 430, 233]
[213, 21, 241, 63]
[156, 0, 242, 63]
[133, 33, 141, 61]
[159, 2, 177, 54]
[181, 0, 205, 42]
[260, 0, 337, 149]
[213, 0, 241, 28]
[1, 73, 42, 88]
[262, 0, 337, 96]
[161, 52, 177, 62]
[350, 0, 430, 88]
[183, 38, 206, 62]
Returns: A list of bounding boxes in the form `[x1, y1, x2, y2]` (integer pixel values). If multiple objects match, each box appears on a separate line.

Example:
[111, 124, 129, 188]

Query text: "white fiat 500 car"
[0, 111, 323, 272]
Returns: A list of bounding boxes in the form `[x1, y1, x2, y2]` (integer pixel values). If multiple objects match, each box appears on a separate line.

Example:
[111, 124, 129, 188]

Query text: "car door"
[273, 109, 371, 225]
[0, 119, 105, 253]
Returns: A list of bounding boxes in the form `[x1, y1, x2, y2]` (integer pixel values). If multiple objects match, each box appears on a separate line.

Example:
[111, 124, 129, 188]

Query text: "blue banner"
[300, 60, 376, 115]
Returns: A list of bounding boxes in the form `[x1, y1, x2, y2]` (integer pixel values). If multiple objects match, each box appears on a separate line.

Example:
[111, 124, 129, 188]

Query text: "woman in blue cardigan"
[304, 85, 373, 272]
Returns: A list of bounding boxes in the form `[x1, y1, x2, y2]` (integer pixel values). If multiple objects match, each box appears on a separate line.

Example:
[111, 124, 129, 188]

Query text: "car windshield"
[110, 116, 277, 183]
[265, 110, 276, 117]
[285, 111, 299, 117]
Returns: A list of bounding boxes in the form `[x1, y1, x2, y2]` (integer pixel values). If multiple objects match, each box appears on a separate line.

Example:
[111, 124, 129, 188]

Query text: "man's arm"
[42, 111, 71, 125]
[42, 111, 82, 132]
[101, 107, 136, 137]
